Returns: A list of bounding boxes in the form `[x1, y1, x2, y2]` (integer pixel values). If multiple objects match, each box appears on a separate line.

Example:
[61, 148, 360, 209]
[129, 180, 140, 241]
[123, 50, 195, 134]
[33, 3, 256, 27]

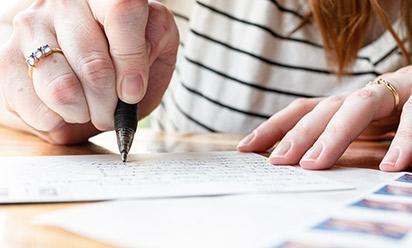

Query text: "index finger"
[299, 76, 406, 170]
[237, 98, 321, 152]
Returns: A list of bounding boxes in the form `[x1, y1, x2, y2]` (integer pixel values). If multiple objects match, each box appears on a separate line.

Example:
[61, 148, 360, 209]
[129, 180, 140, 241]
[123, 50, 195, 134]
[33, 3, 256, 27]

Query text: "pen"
[114, 100, 138, 162]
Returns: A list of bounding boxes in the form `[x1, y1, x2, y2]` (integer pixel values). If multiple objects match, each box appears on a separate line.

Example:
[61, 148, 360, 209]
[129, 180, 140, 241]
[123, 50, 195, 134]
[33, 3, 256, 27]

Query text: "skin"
[0, 1, 411, 172]
[237, 1, 412, 173]
[237, 69, 412, 172]
[0, 0, 179, 144]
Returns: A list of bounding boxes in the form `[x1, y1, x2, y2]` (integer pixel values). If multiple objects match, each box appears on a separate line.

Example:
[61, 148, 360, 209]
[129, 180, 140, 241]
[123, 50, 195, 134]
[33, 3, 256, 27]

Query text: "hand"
[0, 0, 179, 144]
[237, 67, 412, 172]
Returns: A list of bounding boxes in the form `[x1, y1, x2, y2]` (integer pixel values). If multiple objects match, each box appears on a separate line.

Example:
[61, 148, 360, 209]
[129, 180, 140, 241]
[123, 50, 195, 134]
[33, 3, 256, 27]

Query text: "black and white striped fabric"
[152, 0, 406, 134]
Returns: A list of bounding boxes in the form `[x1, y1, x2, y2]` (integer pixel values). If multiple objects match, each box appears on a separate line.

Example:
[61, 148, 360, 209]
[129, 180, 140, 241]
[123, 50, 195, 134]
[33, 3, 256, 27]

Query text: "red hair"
[308, 0, 411, 75]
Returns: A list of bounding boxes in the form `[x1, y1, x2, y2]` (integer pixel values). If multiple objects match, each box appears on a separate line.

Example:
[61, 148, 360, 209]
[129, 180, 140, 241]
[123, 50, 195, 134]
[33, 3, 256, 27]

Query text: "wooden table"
[0, 126, 390, 248]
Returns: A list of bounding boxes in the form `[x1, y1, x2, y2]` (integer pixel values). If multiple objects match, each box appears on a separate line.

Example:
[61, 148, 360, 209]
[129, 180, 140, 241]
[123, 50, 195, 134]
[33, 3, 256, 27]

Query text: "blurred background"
[0, 2, 8, 8]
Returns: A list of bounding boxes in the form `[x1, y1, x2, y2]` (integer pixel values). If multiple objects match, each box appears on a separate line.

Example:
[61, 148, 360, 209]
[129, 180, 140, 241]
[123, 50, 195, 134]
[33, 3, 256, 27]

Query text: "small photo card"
[274, 241, 341, 248]
[374, 185, 412, 198]
[313, 218, 411, 240]
[351, 199, 412, 213]
[396, 174, 412, 184]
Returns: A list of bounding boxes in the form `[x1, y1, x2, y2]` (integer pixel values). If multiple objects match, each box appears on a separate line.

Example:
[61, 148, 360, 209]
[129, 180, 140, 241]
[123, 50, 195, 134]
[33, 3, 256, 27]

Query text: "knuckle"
[147, 1, 179, 53]
[110, 43, 148, 61]
[155, 2, 172, 18]
[111, 0, 147, 10]
[108, 0, 148, 23]
[291, 98, 309, 107]
[87, 106, 116, 132]
[89, 107, 116, 131]
[315, 95, 343, 109]
[13, 10, 39, 29]
[287, 123, 312, 139]
[290, 98, 313, 112]
[92, 117, 114, 131]
[48, 73, 82, 105]
[324, 95, 345, 104]
[326, 124, 355, 145]
[348, 88, 377, 102]
[149, 1, 174, 27]
[31, 105, 63, 131]
[80, 54, 115, 90]
[255, 119, 281, 137]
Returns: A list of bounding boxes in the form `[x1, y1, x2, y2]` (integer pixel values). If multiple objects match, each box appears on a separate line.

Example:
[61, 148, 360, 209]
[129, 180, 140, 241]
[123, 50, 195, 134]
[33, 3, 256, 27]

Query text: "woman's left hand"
[237, 66, 412, 172]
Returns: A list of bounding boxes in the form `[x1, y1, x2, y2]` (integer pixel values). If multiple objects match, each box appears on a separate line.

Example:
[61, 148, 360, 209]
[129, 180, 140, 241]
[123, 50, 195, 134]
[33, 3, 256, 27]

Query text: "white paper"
[0, 152, 350, 203]
[34, 167, 397, 248]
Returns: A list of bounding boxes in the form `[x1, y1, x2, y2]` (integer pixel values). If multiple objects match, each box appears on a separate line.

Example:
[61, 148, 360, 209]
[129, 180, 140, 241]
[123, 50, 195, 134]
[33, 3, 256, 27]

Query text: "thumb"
[90, 0, 150, 104]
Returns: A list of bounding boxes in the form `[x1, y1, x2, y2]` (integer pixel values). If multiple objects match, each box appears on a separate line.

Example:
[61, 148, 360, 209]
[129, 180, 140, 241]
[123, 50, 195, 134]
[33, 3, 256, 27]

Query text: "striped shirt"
[152, 0, 407, 134]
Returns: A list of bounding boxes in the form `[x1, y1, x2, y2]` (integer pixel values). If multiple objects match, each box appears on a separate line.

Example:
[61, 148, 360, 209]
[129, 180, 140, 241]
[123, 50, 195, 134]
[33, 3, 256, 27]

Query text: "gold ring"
[367, 78, 400, 112]
[26, 45, 63, 79]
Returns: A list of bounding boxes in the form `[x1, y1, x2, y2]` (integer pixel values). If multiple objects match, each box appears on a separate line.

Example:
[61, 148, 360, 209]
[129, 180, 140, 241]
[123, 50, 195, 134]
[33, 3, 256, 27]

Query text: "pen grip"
[114, 100, 138, 131]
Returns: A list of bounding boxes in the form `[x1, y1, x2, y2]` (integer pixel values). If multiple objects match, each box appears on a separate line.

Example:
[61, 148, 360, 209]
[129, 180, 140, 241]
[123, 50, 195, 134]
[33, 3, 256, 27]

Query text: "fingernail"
[380, 147, 400, 168]
[237, 131, 256, 148]
[302, 143, 323, 161]
[121, 74, 144, 103]
[270, 141, 292, 158]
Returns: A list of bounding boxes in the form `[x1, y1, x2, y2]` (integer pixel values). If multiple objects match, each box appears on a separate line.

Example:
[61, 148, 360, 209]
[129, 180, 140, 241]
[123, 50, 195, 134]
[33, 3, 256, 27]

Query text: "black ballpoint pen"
[115, 100, 138, 162]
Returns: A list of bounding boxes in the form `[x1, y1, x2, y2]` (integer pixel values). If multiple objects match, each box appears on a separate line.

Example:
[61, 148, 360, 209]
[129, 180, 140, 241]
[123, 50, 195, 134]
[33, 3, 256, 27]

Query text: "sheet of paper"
[0, 152, 350, 203]
[34, 167, 398, 248]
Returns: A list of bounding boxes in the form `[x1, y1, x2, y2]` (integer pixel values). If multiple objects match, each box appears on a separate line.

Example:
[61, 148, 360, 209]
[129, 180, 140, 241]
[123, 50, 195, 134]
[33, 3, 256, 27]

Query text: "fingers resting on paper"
[238, 69, 412, 172]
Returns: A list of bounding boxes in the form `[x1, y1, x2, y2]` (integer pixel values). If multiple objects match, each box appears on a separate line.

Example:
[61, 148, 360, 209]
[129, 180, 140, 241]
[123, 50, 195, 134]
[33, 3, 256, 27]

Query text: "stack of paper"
[33, 162, 398, 247]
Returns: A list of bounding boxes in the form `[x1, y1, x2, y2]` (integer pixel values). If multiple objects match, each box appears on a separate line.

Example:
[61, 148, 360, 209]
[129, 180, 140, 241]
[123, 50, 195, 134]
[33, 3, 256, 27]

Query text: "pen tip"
[121, 151, 128, 163]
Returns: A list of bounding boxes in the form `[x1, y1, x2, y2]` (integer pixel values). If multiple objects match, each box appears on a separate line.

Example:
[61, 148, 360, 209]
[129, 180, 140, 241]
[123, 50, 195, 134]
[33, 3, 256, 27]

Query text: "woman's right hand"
[0, 0, 179, 144]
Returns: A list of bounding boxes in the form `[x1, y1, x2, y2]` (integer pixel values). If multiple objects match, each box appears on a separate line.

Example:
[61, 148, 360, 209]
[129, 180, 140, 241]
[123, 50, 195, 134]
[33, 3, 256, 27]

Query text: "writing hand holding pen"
[0, 0, 179, 145]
